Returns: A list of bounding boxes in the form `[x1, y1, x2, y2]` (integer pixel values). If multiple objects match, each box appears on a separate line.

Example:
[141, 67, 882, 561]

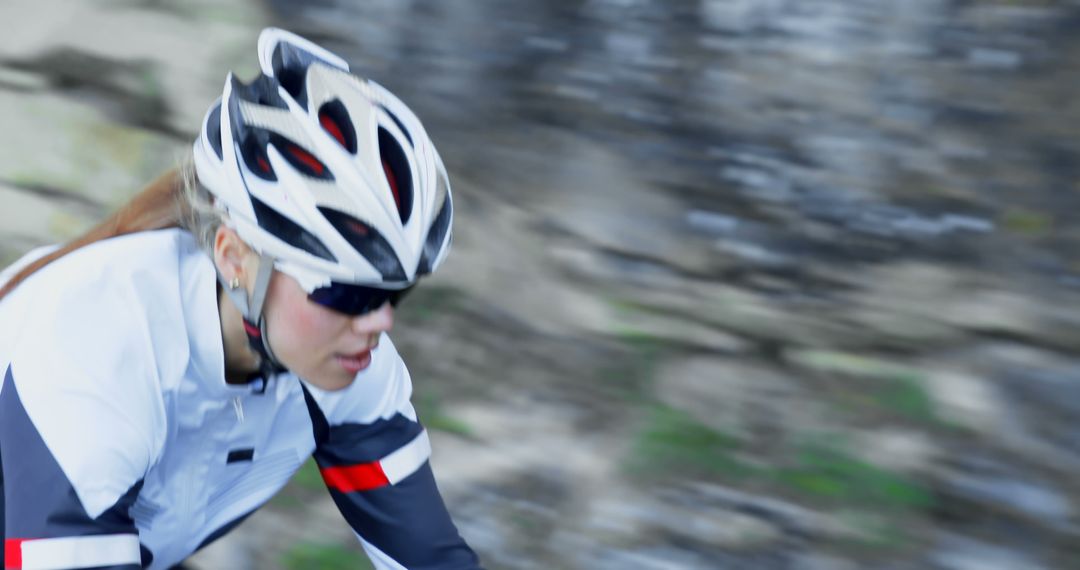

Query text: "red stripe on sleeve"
[4, 538, 28, 569]
[320, 462, 390, 493]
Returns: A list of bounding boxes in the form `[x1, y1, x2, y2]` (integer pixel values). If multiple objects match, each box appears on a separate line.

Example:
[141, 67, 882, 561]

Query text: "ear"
[213, 226, 257, 288]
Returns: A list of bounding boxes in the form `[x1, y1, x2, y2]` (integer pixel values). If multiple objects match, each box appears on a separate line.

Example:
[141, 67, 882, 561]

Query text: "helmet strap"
[218, 253, 286, 380]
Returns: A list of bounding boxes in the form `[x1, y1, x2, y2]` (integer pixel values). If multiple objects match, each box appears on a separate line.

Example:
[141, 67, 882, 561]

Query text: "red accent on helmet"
[382, 158, 401, 210]
[346, 219, 369, 236]
[288, 144, 325, 175]
[257, 155, 272, 174]
[320, 111, 346, 147]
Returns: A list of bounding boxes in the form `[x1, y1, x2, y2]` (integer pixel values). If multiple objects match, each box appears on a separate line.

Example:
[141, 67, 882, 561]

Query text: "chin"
[306, 370, 357, 392]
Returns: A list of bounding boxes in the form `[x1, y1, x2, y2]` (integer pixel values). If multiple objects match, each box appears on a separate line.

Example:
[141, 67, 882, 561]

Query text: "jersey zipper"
[232, 396, 245, 423]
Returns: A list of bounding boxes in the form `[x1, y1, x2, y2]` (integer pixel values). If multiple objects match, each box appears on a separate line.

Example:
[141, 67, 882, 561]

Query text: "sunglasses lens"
[308, 282, 415, 315]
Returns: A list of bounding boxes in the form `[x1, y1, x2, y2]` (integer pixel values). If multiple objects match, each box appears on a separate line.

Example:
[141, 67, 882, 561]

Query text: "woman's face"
[262, 271, 395, 391]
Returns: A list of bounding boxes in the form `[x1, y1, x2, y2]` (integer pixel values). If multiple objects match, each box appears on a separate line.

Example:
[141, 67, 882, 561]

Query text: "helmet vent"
[269, 134, 334, 180]
[239, 130, 277, 181]
[251, 196, 336, 261]
[377, 127, 413, 225]
[318, 100, 357, 154]
[417, 175, 452, 275]
[271, 43, 320, 108]
[319, 207, 407, 281]
[285, 143, 326, 176]
[233, 74, 288, 110]
[278, 67, 306, 102]
[380, 105, 414, 147]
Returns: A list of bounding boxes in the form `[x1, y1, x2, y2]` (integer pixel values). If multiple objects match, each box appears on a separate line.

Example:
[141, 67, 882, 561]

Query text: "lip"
[334, 343, 378, 374]
[336, 350, 372, 374]
[338, 342, 378, 358]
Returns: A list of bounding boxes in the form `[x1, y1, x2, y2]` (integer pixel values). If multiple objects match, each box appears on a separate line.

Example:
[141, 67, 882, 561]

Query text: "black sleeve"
[302, 384, 481, 569]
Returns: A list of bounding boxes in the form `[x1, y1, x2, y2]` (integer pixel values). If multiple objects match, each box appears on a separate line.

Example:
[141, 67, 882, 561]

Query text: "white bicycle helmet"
[192, 28, 452, 370]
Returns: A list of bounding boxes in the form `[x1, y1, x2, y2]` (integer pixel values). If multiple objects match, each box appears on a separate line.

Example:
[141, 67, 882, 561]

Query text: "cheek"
[278, 305, 326, 344]
[266, 286, 342, 360]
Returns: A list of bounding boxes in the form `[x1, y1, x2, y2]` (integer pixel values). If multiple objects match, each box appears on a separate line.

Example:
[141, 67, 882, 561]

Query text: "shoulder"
[299, 333, 416, 425]
[6, 229, 208, 380]
[8, 230, 197, 383]
[2, 229, 198, 314]
[0, 232, 203, 511]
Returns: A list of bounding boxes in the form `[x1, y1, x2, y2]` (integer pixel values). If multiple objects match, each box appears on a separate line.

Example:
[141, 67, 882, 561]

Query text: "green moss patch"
[627, 405, 747, 480]
[776, 439, 932, 511]
[281, 542, 371, 570]
[416, 393, 475, 438]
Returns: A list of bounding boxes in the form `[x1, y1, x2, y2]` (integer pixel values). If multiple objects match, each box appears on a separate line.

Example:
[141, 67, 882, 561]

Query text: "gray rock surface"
[4, 0, 1080, 568]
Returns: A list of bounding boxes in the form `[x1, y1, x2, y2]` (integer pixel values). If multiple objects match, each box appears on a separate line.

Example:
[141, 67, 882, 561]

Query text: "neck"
[217, 283, 261, 384]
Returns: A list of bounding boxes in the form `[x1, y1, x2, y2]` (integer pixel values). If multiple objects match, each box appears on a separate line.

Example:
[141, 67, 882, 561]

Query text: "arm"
[1, 366, 147, 570]
[299, 338, 480, 570]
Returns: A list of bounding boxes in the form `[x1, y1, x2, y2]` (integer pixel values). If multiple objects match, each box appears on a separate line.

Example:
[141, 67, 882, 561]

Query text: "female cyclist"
[0, 28, 480, 570]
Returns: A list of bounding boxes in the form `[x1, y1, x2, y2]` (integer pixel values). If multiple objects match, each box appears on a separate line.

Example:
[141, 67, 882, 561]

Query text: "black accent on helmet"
[380, 105, 413, 147]
[318, 99, 358, 154]
[251, 196, 336, 262]
[228, 75, 290, 182]
[275, 68, 307, 109]
[230, 74, 289, 110]
[237, 130, 276, 182]
[416, 192, 452, 275]
[378, 127, 413, 225]
[206, 104, 224, 160]
[318, 207, 407, 282]
[270, 41, 334, 109]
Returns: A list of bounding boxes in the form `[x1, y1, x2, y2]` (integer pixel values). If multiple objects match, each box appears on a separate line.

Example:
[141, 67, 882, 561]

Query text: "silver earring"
[229, 277, 241, 290]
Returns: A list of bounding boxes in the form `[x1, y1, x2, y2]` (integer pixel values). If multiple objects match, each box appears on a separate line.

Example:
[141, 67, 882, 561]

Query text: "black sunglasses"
[308, 282, 416, 316]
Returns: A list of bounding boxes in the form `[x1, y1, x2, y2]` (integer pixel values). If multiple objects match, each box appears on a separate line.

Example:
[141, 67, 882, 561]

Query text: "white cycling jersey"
[0, 229, 479, 570]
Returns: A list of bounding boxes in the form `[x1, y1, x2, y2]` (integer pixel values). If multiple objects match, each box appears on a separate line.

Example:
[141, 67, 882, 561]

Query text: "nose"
[352, 301, 394, 334]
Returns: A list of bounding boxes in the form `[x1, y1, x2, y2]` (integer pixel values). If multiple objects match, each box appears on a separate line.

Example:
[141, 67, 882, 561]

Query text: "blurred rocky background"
[3, 0, 1080, 568]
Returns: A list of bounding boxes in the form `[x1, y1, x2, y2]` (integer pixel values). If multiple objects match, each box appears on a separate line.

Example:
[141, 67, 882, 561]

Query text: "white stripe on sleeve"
[19, 534, 141, 570]
[380, 429, 431, 485]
